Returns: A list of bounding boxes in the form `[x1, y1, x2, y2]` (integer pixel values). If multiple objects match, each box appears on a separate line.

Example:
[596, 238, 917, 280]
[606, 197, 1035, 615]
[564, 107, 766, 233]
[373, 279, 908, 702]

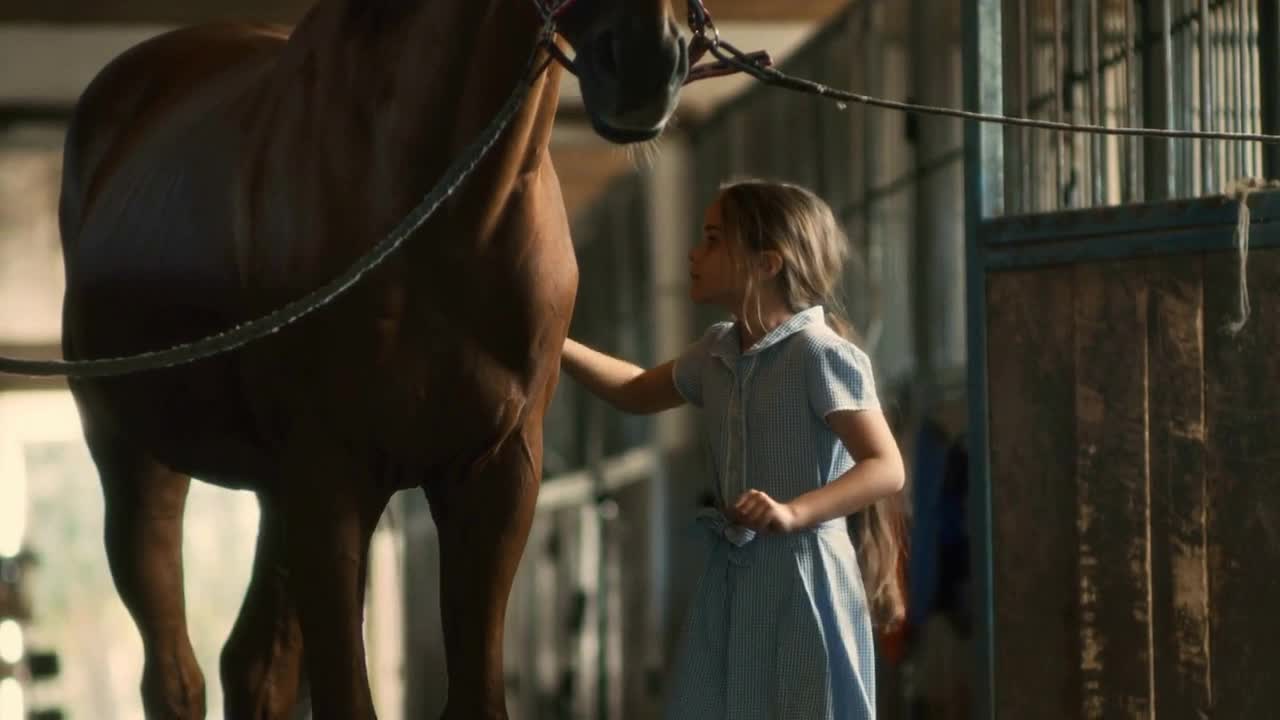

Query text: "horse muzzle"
[573, 15, 687, 143]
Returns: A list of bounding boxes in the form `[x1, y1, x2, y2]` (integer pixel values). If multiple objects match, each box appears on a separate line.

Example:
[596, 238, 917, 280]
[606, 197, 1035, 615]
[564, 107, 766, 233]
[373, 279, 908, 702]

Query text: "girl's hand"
[730, 489, 804, 534]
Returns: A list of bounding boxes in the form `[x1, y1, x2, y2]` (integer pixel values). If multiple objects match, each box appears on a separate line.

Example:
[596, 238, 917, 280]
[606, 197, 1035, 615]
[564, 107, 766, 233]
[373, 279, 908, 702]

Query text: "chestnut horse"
[57, 0, 685, 717]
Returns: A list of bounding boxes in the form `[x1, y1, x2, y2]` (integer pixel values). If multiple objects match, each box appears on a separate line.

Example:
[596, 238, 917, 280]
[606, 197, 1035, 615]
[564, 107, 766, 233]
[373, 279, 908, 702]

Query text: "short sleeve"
[671, 322, 729, 408]
[805, 339, 880, 418]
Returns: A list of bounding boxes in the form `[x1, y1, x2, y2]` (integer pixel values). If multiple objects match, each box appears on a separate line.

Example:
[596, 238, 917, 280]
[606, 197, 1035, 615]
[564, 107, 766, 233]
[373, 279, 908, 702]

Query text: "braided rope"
[705, 38, 1280, 144]
[532, 0, 580, 21]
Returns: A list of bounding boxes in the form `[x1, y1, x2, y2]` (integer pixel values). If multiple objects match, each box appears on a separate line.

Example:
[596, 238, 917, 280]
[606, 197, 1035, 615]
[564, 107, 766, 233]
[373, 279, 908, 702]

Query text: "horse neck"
[287, 0, 563, 209]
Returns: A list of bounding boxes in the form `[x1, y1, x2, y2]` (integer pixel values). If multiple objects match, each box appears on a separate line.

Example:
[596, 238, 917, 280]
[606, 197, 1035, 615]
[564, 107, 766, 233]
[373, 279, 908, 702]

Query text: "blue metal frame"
[982, 190, 1280, 270]
[983, 190, 1280, 248]
[984, 212, 1280, 270]
[963, 0, 1002, 718]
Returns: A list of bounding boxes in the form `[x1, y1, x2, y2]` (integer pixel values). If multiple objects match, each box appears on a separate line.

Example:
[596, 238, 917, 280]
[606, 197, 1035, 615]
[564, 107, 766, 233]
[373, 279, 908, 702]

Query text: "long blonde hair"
[717, 178, 907, 630]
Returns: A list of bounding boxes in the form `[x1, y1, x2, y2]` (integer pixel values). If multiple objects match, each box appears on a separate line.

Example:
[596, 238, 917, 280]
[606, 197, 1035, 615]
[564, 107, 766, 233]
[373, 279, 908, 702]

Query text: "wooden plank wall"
[987, 249, 1280, 719]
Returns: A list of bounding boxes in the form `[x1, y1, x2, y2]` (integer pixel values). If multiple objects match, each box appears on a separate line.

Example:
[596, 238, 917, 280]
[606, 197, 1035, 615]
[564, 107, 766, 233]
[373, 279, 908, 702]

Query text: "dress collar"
[710, 305, 825, 361]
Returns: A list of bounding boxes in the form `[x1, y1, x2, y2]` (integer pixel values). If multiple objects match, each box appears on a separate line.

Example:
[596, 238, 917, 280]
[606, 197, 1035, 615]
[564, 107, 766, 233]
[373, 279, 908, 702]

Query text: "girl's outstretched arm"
[561, 338, 686, 415]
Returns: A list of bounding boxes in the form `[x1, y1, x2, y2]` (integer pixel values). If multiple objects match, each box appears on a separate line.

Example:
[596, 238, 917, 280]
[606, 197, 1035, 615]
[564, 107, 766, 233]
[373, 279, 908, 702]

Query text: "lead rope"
[1221, 178, 1280, 336]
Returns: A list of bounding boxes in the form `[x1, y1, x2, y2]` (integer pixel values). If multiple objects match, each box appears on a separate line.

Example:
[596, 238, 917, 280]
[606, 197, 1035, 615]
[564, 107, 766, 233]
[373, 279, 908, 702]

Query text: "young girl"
[560, 179, 906, 720]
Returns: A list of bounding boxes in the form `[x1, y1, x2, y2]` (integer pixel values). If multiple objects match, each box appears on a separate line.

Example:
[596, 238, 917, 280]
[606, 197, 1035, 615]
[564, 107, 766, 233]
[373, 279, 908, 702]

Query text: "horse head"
[552, 0, 688, 143]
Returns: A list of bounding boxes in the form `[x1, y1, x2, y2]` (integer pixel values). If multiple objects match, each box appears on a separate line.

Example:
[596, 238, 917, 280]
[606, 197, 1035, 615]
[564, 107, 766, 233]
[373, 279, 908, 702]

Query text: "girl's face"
[688, 197, 744, 308]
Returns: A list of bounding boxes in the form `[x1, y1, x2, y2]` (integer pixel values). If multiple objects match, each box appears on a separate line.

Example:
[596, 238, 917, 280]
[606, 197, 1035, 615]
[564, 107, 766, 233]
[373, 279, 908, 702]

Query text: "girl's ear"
[758, 250, 784, 279]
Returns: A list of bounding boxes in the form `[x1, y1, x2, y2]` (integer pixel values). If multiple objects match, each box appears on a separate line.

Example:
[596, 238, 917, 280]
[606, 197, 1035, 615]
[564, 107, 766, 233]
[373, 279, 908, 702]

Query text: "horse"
[56, 0, 686, 716]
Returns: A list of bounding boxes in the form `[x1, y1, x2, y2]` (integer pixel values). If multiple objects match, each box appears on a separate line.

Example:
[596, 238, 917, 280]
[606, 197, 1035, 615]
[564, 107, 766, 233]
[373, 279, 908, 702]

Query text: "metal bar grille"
[1000, 0, 1270, 214]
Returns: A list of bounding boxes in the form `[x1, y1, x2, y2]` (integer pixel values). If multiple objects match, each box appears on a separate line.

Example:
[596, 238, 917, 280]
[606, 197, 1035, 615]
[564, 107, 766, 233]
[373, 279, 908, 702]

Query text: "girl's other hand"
[730, 489, 803, 534]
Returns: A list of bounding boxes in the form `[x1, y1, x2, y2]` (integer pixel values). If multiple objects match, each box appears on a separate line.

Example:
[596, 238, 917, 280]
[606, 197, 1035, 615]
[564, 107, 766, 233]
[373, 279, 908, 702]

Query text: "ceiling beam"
[0, 0, 849, 26]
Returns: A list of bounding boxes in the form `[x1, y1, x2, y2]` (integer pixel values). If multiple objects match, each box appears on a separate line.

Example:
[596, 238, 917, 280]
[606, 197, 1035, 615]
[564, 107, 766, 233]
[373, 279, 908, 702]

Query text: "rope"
[1221, 178, 1280, 336]
[532, 0, 579, 21]
[704, 39, 1280, 144]
[0, 21, 555, 379]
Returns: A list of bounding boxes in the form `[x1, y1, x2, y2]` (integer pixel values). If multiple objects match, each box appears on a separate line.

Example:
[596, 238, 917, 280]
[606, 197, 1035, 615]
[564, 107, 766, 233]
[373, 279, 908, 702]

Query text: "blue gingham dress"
[664, 306, 880, 720]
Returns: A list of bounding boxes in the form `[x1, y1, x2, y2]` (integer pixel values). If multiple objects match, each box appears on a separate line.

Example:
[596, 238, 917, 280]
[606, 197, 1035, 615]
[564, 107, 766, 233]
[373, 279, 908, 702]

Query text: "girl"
[560, 179, 906, 720]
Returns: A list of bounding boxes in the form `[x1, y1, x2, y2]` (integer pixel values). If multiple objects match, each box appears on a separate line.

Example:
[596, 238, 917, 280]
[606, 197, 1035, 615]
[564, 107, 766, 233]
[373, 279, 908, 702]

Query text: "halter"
[686, 0, 717, 47]
[531, 0, 581, 21]
[683, 0, 774, 84]
[529, 0, 772, 86]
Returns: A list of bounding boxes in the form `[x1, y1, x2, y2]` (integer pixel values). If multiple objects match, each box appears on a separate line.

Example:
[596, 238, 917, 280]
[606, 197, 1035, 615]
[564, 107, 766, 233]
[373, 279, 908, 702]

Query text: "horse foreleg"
[220, 491, 306, 719]
[427, 421, 543, 720]
[87, 424, 206, 719]
[281, 443, 387, 720]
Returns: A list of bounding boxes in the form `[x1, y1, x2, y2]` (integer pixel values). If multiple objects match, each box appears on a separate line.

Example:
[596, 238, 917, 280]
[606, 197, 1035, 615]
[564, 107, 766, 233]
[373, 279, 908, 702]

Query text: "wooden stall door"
[987, 249, 1280, 719]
